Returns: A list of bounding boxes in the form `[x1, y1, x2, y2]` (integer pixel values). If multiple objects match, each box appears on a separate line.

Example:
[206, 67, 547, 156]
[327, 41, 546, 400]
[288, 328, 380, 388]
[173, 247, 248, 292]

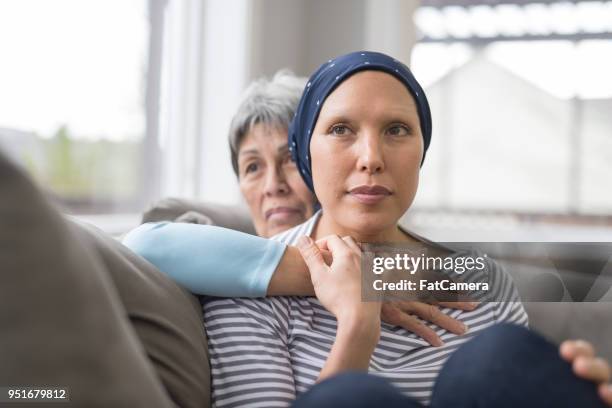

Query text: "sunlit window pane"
[412, 3, 612, 216]
[0, 0, 148, 213]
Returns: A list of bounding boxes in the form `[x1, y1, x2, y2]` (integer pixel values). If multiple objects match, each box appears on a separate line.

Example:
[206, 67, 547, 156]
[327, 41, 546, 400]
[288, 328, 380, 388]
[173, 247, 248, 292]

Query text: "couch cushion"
[142, 197, 255, 235]
[74, 220, 212, 408]
[524, 302, 612, 363]
[0, 151, 210, 407]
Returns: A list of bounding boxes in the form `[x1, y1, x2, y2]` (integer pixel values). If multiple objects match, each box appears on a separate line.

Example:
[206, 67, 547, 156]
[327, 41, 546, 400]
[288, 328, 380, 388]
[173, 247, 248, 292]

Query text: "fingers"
[323, 235, 352, 256]
[573, 356, 611, 384]
[296, 236, 326, 274]
[316, 235, 361, 254]
[319, 248, 333, 265]
[599, 383, 612, 406]
[341, 236, 361, 253]
[315, 237, 330, 251]
[560, 340, 595, 362]
[382, 303, 444, 347]
[314, 235, 361, 266]
[321, 235, 363, 260]
[560, 339, 612, 402]
[436, 301, 479, 311]
[400, 301, 467, 335]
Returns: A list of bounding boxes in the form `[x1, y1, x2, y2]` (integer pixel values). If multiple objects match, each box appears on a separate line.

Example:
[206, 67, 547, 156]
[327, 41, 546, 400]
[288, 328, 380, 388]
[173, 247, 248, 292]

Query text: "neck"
[312, 212, 412, 243]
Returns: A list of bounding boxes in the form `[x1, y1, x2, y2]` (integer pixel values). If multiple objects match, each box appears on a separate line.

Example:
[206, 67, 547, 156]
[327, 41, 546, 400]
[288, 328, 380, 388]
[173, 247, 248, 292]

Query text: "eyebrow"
[239, 148, 259, 157]
[320, 112, 418, 126]
[239, 143, 289, 157]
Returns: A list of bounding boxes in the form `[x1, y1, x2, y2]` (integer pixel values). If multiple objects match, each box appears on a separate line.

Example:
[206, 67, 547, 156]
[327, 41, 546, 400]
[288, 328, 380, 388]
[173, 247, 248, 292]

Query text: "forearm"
[124, 222, 316, 297]
[267, 246, 315, 296]
[123, 222, 286, 297]
[318, 312, 380, 382]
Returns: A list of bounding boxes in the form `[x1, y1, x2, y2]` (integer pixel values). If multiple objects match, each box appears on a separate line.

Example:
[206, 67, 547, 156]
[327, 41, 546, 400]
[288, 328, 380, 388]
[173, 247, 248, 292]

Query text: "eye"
[330, 124, 352, 136]
[387, 124, 411, 137]
[244, 162, 259, 174]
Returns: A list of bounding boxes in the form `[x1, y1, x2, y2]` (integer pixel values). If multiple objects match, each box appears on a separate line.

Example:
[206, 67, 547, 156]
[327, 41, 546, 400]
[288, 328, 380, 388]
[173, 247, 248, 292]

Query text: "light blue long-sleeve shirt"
[122, 222, 286, 297]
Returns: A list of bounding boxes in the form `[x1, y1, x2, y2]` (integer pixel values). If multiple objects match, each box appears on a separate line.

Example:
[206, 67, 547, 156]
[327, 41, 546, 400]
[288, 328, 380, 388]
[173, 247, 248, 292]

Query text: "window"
[0, 0, 152, 214]
[411, 1, 612, 216]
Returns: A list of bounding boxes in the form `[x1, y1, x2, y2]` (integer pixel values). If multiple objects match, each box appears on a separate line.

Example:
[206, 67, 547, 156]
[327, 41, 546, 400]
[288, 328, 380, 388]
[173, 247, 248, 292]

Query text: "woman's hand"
[297, 235, 381, 327]
[560, 340, 612, 405]
[381, 301, 477, 347]
[296, 235, 381, 381]
[268, 244, 476, 347]
[312, 237, 477, 347]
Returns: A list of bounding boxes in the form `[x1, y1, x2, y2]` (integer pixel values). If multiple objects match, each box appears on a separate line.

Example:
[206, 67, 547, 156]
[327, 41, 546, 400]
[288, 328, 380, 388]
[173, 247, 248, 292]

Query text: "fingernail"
[459, 322, 468, 333]
[434, 338, 444, 347]
[468, 302, 480, 309]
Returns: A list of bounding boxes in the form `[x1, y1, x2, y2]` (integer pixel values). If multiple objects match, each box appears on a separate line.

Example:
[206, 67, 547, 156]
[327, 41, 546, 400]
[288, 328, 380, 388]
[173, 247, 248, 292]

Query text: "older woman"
[228, 70, 316, 238]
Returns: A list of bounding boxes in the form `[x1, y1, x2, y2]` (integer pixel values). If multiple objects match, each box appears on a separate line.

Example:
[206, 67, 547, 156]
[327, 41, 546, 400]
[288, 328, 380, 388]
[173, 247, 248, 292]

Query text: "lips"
[349, 185, 392, 195]
[348, 185, 392, 204]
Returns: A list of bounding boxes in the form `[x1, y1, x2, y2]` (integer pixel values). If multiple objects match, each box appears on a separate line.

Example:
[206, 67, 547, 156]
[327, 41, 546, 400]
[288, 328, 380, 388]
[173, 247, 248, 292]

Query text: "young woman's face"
[310, 70, 423, 236]
[238, 123, 316, 238]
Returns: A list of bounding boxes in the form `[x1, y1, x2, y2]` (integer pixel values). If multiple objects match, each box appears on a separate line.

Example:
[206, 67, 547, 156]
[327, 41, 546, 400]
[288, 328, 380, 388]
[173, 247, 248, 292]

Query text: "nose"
[356, 133, 384, 174]
[263, 165, 290, 196]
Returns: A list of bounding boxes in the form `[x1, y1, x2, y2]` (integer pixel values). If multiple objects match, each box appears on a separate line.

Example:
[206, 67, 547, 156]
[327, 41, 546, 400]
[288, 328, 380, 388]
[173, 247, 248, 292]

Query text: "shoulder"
[468, 250, 528, 326]
[269, 210, 321, 245]
[449, 249, 519, 298]
[475, 250, 520, 301]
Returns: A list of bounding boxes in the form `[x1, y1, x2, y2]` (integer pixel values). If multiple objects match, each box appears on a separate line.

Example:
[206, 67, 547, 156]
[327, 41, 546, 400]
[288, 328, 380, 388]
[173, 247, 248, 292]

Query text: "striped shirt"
[203, 211, 528, 407]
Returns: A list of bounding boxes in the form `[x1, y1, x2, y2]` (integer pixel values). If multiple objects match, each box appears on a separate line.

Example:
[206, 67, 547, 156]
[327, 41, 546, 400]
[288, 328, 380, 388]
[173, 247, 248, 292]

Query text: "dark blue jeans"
[293, 324, 607, 408]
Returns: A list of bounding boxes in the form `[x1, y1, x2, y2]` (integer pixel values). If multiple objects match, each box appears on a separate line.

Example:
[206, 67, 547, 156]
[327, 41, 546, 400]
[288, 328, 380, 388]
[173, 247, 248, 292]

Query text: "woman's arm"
[268, 245, 314, 296]
[123, 222, 472, 346]
[319, 310, 380, 380]
[296, 235, 381, 381]
[123, 222, 289, 297]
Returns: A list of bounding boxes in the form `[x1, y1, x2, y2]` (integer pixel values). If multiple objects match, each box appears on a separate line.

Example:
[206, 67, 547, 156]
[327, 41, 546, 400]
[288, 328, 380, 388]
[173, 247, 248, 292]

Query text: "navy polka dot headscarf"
[288, 50, 432, 192]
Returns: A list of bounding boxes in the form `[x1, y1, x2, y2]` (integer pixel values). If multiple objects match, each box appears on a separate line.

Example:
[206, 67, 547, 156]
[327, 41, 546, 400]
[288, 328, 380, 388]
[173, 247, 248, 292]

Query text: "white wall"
[247, 0, 419, 80]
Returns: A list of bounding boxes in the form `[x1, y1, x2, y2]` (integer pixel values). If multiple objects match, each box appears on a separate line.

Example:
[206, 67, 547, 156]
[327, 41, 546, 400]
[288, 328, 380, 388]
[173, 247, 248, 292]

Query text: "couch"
[1, 153, 210, 408]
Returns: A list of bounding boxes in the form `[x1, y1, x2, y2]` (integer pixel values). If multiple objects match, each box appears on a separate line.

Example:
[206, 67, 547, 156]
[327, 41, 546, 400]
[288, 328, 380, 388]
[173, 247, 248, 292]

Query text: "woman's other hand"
[560, 340, 612, 406]
[381, 301, 477, 347]
[296, 235, 381, 381]
[296, 235, 381, 326]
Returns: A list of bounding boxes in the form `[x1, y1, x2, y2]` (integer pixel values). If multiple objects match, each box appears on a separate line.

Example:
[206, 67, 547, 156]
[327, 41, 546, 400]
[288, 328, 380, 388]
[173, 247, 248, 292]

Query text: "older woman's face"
[238, 123, 316, 238]
[310, 70, 423, 235]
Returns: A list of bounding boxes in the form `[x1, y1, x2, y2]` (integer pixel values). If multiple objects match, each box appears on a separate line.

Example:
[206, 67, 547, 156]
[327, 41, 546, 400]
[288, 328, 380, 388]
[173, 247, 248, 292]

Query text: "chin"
[344, 206, 398, 234]
[268, 220, 302, 236]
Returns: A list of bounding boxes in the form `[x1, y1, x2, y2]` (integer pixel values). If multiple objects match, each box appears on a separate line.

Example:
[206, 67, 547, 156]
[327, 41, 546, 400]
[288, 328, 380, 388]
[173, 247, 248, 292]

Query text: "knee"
[475, 322, 533, 344]
[435, 323, 559, 394]
[433, 324, 608, 407]
[293, 372, 408, 408]
[459, 323, 552, 366]
[294, 372, 389, 402]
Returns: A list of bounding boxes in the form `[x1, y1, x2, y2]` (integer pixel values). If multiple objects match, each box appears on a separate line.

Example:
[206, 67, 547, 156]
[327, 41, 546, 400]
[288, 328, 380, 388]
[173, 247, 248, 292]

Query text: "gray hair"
[229, 70, 306, 177]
